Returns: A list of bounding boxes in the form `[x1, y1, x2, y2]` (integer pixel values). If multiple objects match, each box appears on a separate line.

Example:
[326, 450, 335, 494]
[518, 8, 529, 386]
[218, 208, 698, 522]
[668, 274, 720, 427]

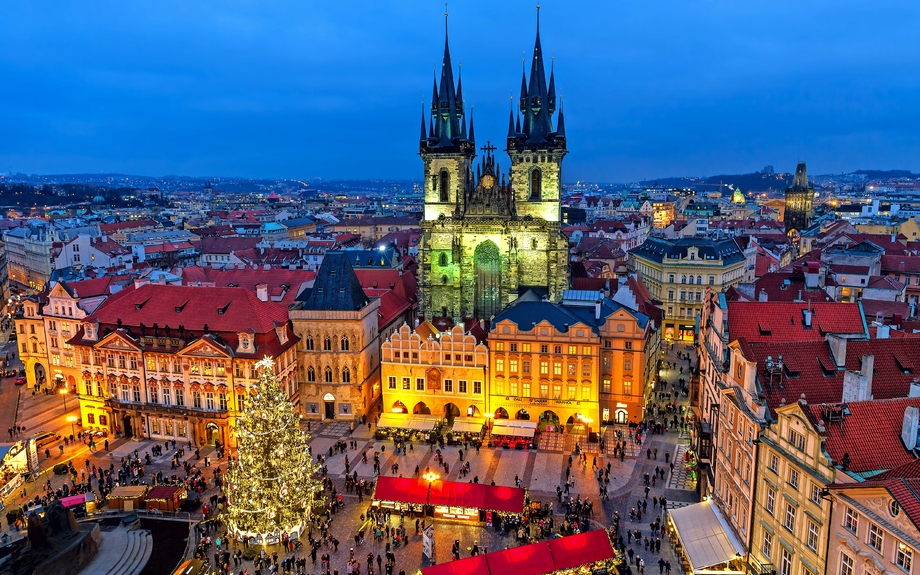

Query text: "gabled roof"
[881, 255, 920, 274]
[808, 397, 920, 474]
[727, 301, 865, 342]
[296, 251, 369, 311]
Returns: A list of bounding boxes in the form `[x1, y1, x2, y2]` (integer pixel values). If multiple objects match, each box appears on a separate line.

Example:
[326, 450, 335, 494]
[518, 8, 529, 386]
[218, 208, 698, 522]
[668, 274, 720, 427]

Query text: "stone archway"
[515, 408, 531, 421]
[413, 401, 431, 415]
[494, 407, 509, 419]
[443, 403, 461, 421]
[467, 405, 481, 417]
[392, 401, 408, 414]
[33, 363, 46, 387]
[538, 410, 560, 431]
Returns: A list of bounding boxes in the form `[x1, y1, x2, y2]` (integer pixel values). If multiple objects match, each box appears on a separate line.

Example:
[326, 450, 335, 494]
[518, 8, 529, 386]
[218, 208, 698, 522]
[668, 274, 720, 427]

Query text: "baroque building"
[783, 161, 815, 233]
[418, 11, 569, 323]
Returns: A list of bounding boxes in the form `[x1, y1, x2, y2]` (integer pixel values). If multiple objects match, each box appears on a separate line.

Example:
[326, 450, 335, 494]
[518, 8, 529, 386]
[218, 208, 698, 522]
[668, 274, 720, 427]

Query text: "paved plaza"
[0, 342, 700, 574]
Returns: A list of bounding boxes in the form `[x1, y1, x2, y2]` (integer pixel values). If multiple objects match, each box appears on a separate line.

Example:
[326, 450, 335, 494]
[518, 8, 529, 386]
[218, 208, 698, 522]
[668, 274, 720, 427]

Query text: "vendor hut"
[375, 413, 441, 442]
[145, 485, 187, 512]
[490, 420, 537, 449]
[107, 485, 148, 511]
[373, 476, 525, 523]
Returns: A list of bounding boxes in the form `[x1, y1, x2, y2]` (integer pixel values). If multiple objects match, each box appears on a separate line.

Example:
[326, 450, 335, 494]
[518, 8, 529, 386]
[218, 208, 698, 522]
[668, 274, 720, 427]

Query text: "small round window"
[890, 500, 901, 517]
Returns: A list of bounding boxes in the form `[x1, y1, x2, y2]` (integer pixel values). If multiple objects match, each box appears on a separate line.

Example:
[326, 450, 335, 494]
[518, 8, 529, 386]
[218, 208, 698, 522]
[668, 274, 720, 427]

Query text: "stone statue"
[41, 501, 79, 538]
[26, 510, 51, 549]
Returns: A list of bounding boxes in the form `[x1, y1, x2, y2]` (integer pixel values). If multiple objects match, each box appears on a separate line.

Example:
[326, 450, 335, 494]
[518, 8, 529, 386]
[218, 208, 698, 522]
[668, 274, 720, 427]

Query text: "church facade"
[418, 12, 570, 323]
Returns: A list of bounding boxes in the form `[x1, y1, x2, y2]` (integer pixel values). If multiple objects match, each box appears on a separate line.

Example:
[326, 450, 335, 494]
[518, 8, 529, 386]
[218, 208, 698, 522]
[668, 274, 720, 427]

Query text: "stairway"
[82, 527, 152, 575]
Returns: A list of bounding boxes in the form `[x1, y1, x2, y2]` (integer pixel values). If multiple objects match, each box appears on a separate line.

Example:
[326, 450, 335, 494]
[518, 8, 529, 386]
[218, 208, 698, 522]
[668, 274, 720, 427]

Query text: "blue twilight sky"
[1, 1, 918, 183]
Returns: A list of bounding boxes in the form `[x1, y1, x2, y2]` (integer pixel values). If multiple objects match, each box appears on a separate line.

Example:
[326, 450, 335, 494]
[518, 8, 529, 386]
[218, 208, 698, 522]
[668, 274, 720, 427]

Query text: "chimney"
[909, 378, 920, 398]
[803, 309, 812, 328]
[876, 324, 891, 339]
[902, 406, 920, 451]
[134, 278, 150, 289]
[595, 300, 602, 320]
[826, 334, 847, 368]
[758, 288, 768, 302]
[256, 283, 268, 302]
[861, 354, 874, 399]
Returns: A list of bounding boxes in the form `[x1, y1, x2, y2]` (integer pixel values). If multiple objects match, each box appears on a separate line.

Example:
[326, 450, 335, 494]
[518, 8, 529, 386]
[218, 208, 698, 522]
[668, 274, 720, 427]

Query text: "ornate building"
[290, 252, 382, 421]
[783, 161, 815, 233]
[418, 11, 569, 323]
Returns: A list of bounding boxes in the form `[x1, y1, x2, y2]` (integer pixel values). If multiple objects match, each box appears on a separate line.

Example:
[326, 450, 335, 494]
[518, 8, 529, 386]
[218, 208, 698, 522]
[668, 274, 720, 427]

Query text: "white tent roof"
[669, 501, 745, 572]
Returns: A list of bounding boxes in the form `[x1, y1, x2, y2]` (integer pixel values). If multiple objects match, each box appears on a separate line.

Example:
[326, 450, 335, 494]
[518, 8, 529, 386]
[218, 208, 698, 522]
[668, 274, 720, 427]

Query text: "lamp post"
[59, 387, 69, 412]
[67, 415, 77, 439]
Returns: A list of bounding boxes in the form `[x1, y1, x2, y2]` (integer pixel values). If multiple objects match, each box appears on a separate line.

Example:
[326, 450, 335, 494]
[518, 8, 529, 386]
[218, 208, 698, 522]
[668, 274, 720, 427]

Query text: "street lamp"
[67, 415, 77, 439]
[59, 387, 69, 411]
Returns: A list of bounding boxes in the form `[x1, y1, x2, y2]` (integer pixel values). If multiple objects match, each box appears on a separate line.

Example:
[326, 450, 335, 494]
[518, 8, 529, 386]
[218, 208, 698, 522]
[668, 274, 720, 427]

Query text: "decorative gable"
[97, 330, 141, 351]
[83, 321, 99, 342]
[178, 338, 231, 359]
[237, 331, 255, 354]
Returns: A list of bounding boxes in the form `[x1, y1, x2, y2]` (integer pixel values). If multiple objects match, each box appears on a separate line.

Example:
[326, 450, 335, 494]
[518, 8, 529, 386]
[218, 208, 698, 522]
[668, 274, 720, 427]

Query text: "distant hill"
[854, 169, 920, 179]
[639, 171, 794, 194]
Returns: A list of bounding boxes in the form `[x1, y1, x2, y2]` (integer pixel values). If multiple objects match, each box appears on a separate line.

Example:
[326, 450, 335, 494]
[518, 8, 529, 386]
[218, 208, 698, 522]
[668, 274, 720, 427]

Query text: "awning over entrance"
[372, 476, 525, 513]
[451, 417, 485, 433]
[547, 529, 617, 571]
[372, 476, 429, 505]
[669, 500, 746, 572]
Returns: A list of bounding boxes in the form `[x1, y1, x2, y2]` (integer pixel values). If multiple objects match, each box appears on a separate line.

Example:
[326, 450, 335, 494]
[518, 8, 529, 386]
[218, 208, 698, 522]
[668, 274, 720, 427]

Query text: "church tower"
[783, 161, 815, 233]
[418, 9, 569, 324]
[419, 14, 475, 221]
[507, 6, 567, 223]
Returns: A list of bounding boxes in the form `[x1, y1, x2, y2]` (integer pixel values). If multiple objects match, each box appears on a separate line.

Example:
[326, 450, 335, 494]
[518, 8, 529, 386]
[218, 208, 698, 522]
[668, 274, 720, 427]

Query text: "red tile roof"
[750, 271, 833, 303]
[67, 276, 124, 298]
[181, 266, 316, 305]
[365, 288, 410, 329]
[881, 255, 920, 274]
[808, 397, 920, 474]
[741, 338, 920, 416]
[727, 301, 865, 342]
[195, 236, 261, 254]
[99, 218, 158, 234]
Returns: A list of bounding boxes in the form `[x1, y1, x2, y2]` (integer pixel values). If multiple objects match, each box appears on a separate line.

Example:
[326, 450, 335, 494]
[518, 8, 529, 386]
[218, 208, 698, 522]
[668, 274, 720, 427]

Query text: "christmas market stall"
[375, 413, 442, 442]
[372, 476, 526, 523]
[490, 421, 537, 449]
[419, 529, 620, 575]
[0, 440, 36, 500]
[667, 500, 745, 575]
[447, 416, 486, 444]
[106, 485, 148, 511]
[371, 476, 429, 515]
[144, 485, 187, 512]
[547, 529, 620, 574]
[60, 492, 97, 516]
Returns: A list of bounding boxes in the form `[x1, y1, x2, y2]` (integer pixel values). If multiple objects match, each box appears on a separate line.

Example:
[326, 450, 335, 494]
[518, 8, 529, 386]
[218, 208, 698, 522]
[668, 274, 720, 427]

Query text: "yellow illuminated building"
[380, 324, 488, 419]
[630, 237, 746, 341]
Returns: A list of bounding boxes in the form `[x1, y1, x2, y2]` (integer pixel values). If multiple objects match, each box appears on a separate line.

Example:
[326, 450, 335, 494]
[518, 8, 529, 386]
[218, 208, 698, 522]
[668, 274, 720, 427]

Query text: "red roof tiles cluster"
[727, 301, 865, 342]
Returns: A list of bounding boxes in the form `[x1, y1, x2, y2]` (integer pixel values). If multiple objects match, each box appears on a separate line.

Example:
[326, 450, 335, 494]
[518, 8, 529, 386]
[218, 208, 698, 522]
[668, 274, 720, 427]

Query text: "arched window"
[342, 367, 351, 383]
[307, 366, 316, 382]
[681, 275, 686, 284]
[323, 337, 332, 351]
[439, 253, 448, 266]
[697, 275, 702, 285]
[341, 336, 349, 351]
[305, 336, 314, 351]
[439, 170, 450, 202]
[324, 366, 333, 383]
[441, 275, 448, 285]
[530, 168, 542, 200]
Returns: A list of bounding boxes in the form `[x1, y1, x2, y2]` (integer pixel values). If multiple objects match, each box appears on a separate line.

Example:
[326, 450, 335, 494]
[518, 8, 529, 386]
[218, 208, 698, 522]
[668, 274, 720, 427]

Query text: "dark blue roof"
[629, 237, 745, 266]
[296, 251, 369, 311]
[492, 298, 649, 336]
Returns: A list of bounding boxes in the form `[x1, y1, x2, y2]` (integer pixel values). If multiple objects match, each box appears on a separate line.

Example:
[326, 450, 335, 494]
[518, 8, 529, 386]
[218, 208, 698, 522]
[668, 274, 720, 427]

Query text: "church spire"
[556, 99, 566, 139]
[468, 107, 475, 144]
[420, 101, 428, 142]
[547, 59, 557, 114]
[430, 7, 465, 148]
[507, 107, 516, 137]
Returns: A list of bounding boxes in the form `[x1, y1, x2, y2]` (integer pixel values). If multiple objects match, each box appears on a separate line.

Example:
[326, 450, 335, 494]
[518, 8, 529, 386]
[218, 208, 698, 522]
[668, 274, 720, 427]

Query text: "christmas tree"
[225, 356, 321, 543]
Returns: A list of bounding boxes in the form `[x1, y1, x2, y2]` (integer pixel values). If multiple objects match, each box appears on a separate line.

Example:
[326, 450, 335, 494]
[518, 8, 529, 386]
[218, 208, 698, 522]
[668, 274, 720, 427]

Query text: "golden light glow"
[423, 471, 440, 483]
[67, 415, 78, 423]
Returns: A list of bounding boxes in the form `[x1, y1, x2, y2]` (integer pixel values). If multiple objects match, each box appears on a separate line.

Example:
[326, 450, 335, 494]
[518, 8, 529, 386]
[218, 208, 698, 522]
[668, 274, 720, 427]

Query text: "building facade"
[290, 252, 381, 421]
[749, 400, 834, 575]
[488, 291, 652, 429]
[66, 283, 298, 447]
[629, 237, 746, 341]
[783, 162, 815, 233]
[381, 324, 488, 420]
[417, 16, 569, 323]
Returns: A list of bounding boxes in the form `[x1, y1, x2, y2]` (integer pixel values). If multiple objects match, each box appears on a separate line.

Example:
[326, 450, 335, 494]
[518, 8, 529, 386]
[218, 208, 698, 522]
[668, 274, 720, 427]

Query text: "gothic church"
[418, 10, 570, 323]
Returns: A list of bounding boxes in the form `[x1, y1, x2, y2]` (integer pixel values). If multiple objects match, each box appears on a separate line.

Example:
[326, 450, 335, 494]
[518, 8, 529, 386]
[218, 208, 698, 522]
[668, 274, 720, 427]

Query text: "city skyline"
[1, 1, 918, 182]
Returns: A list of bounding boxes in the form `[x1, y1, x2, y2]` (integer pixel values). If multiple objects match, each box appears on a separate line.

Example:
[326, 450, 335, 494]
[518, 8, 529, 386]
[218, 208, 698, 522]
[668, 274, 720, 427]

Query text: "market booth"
[145, 485, 187, 512]
[61, 492, 97, 516]
[490, 421, 537, 449]
[107, 485, 148, 511]
[372, 476, 429, 515]
[448, 417, 486, 444]
[667, 500, 746, 575]
[420, 529, 619, 575]
[373, 476, 525, 522]
[375, 413, 442, 441]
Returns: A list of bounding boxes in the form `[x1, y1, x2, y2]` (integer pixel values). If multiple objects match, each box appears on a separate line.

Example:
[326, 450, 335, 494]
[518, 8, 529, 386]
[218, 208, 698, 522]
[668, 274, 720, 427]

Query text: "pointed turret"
[507, 108, 516, 137]
[556, 101, 566, 139]
[426, 10, 468, 150]
[468, 108, 475, 144]
[511, 5, 562, 149]
[460, 111, 468, 140]
[420, 102, 428, 143]
[792, 161, 809, 189]
[547, 62, 557, 114]
[515, 114, 521, 134]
